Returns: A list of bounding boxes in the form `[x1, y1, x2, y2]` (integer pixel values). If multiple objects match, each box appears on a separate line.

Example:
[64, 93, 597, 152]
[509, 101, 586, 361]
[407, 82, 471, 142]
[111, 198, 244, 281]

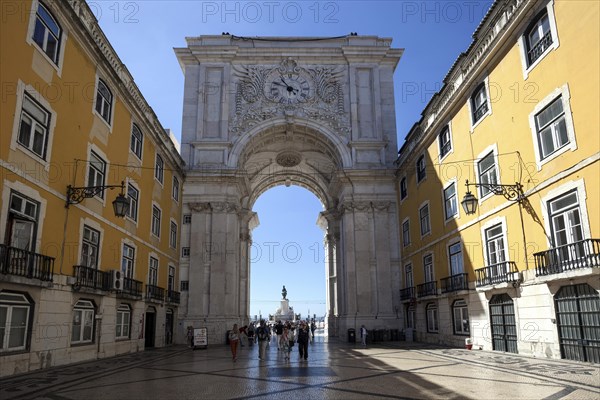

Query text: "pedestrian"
[281, 326, 293, 361]
[275, 320, 284, 350]
[310, 320, 316, 343]
[296, 321, 310, 361]
[229, 324, 240, 361]
[256, 320, 270, 360]
[360, 324, 368, 346]
[187, 326, 194, 348]
[239, 325, 248, 347]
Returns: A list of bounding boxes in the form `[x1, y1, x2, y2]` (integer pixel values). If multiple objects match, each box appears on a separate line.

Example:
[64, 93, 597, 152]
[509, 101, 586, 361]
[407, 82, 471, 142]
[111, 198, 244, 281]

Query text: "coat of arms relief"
[231, 58, 350, 137]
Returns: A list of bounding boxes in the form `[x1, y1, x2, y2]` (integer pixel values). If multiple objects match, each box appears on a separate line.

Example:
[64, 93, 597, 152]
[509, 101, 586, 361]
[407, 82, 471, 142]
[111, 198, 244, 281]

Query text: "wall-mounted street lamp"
[461, 180, 524, 215]
[66, 181, 130, 218]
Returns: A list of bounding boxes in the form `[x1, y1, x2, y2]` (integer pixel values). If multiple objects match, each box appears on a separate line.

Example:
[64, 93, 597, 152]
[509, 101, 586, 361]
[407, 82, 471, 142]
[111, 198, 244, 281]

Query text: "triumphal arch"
[175, 35, 404, 342]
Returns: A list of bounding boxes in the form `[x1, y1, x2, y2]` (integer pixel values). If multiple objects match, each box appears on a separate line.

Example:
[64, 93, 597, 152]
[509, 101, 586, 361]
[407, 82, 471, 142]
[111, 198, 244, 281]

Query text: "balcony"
[166, 289, 180, 305]
[417, 281, 437, 297]
[534, 239, 600, 277]
[0, 244, 54, 282]
[399, 287, 415, 301]
[475, 261, 519, 287]
[440, 273, 469, 293]
[527, 32, 553, 65]
[146, 284, 165, 302]
[121, 277, 143, 298]
[72, 265, 109, 291]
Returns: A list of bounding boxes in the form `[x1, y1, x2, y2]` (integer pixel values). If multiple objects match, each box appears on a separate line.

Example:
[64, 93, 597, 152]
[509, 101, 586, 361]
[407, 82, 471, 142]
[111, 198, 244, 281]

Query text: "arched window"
[426, 303, 438, 333]
[71, 299, 95, 344]
[116, 304, 131, 340]
[95, 79, 113, 123]
[32, 2, 61, 63]
[130, 124, 143, 159]
[0, 291, 33, 352]
[452, 299, 469, 335]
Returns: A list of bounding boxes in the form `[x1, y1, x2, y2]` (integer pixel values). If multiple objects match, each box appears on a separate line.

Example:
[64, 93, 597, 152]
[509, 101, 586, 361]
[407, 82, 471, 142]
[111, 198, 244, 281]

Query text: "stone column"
[320, 209, 341, 337]
[238, 209, 258, 325]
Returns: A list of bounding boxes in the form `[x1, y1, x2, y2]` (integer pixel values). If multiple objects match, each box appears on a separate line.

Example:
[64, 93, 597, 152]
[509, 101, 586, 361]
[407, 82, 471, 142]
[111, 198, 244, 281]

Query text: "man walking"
[296, 321, 310, 361]
[256, 320, 270, 360]
[360, 325, 368, 347]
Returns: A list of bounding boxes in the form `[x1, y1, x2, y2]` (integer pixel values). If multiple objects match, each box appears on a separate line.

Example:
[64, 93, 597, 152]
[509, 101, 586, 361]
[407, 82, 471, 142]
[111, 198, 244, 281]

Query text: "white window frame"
[121, 242, 135, 279]
[93, 77, 114, 128]
[443, 180, 459, 222]
[402, 218, 410, 247]
[10, 82, 57, 170]
[426, 303, 438, 333]
[168, 266, 175, 291]
[448, 240, 464, 276]
[87, 150, 107, 200]
[480, 217, 509, 268]
[0, 292, 32, 353]
[17, 93, 51, 160]
[474, 144, 500, 201]
[151, 204, 161, 238]
[148, 256, 159, 286]
[519, 0, 560, 79]
[400, 176, 408, 200]
[126, 181, 139, 223]
[25, 0, 67, 75]
[169, 219, 178, 249]
[423, 253, 434, 283]
[419, 201, 431, 237]
[438, 123, 453, 161]
[115, 304, 131, 340]
[182, 247, 190, 257]
[172, 176, 180, 202]
[404, 263, 414, 289]
[71, 300, 95, 345]
[452, 299, 470, 335]
[130, 123, 143, 160]
[183, 214, 192, 224]
[528, 84, 576, 171]
[468, 76, 492, 131]
[155, 154, 164, 185]
[81, 225, 100, 269]
[416, 154, 427, 183]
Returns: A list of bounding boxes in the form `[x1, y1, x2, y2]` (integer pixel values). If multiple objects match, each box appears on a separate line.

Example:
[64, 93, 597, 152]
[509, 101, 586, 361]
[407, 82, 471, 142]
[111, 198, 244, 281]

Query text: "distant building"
[0, 0, 185, 376]
[395, 0, 599, 362]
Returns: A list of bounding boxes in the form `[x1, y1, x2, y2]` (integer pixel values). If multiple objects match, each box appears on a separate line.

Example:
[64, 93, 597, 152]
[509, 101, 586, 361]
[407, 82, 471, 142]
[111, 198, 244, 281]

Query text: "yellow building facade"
[0, 0, 185, 376]
[396, 0, 599, 362]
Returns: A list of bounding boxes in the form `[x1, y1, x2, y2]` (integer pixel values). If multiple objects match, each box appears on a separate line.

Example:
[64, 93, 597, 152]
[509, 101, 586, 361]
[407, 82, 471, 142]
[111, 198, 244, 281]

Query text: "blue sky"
[92, 0, 493, 318]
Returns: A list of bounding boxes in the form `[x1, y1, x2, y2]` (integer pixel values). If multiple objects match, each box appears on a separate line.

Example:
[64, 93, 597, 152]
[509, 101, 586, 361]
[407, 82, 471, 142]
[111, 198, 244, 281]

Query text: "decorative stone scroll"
[188, 202, 240, 213]
[231, 58, 349, 137]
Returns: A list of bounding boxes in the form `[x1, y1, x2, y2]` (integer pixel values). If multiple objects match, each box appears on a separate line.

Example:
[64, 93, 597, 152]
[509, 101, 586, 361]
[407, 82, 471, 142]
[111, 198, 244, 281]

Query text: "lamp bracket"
[465, 180, 524, 202]
[66, 181, 125, 206]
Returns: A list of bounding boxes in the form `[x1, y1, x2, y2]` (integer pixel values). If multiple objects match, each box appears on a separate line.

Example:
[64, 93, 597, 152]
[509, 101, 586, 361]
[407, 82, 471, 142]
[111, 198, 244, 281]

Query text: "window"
[402, 220, 410, 247]
[18, 94, 50, 159]
[452, 300, 470, 335]
[526, 10, 553, 66]
[180, 281, 189, 291]
[32, 2, 61, 64]
[449, 242, 464, 276]
[115, 304, 131, 340]
[419, 204, 430, 236]
[71, 300, 94, 344]
[548, 190, 584, 251]
[170, 221, 177, 248]
[149, 257, 158, 286]
[122, 244, 135, 279]
[130, 124, 143, 159]
[535, 96, 568, 160]
[87, 151, 106, 199]
[151, 205, 161, 237]
[438, 125, 452, 159]
[81, 226, 100, 268]
[471, 82, 489, 124]
[416, 155, 426, 183]
[168, 266, 175, 291]
[400, 177, 407, 200]
[426, 303, 438, 333]
[406, 306, 416, 329]
[126, 184, 139, 222]
[405, 264, 414, 289]
[424, 254, 434, 283]
[172, 176, 180, 201]
[155, 154, 164, 184]
[7, 191, 39, 252]
[182, 247, 190, 257]
[477, 151, 497, 197]
[444, 183, 458, 220]
[95, 79, 113, 123]
[0, 292, 32, 352]
[485, 224, 506, 266]
[183, 214, 192, 224]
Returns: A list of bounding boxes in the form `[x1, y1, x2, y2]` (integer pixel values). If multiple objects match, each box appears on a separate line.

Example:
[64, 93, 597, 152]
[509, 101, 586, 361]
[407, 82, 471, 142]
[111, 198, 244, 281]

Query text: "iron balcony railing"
[440, 273, 469, 293]
[73, 265, 109, 290]
[473, 101, 489, 122]
[122, 277, 143, 297]
[146, 284, 165, 302]
[167, 290, 181, 304]
[400, 287, 415, 301]
[528, 33, 553, 65]
[0, 244, 54, 282]
[416, 281, 437, 297]
[475, 261, 520, 287]
[534, 239, 600, 276]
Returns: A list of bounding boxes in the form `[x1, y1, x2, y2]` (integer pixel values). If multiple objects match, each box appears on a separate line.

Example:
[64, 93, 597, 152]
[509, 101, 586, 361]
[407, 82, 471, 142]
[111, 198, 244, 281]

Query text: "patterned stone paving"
[1, 337, 598, 399]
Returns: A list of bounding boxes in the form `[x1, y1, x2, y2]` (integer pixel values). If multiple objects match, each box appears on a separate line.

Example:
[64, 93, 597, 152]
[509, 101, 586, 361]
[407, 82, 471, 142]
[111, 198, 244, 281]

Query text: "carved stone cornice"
[211, 202, 240, 213]
[188, 202, 212, 212]
[339, 200, 392, 213]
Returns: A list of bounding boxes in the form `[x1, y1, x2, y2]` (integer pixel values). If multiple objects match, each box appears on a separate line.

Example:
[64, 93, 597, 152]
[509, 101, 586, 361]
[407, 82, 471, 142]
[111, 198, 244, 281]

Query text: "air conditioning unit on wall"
[111, 269, 124, 291]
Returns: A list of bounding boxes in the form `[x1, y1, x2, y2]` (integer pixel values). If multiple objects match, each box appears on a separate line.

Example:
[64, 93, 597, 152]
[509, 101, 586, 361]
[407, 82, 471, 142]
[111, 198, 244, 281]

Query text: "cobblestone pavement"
[1, 337, 598, 400]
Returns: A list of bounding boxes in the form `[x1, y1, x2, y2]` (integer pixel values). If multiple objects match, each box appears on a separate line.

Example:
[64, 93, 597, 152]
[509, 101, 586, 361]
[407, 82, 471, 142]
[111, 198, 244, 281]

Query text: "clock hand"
[272, 81, 287, 88]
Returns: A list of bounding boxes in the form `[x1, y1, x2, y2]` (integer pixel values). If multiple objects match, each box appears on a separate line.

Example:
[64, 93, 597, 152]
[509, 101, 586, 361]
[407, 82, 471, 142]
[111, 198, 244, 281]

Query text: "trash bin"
[348, 328, 356, 343]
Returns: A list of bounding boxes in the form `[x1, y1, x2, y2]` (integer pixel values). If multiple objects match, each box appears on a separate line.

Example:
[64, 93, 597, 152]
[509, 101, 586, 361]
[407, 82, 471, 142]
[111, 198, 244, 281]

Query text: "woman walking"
[229, 324, 240, 361]
[281, 326, 293, 361]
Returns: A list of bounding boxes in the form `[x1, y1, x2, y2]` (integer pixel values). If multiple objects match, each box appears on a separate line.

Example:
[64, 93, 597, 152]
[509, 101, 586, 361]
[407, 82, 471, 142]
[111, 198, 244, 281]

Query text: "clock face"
[267, 73, 311, 104]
